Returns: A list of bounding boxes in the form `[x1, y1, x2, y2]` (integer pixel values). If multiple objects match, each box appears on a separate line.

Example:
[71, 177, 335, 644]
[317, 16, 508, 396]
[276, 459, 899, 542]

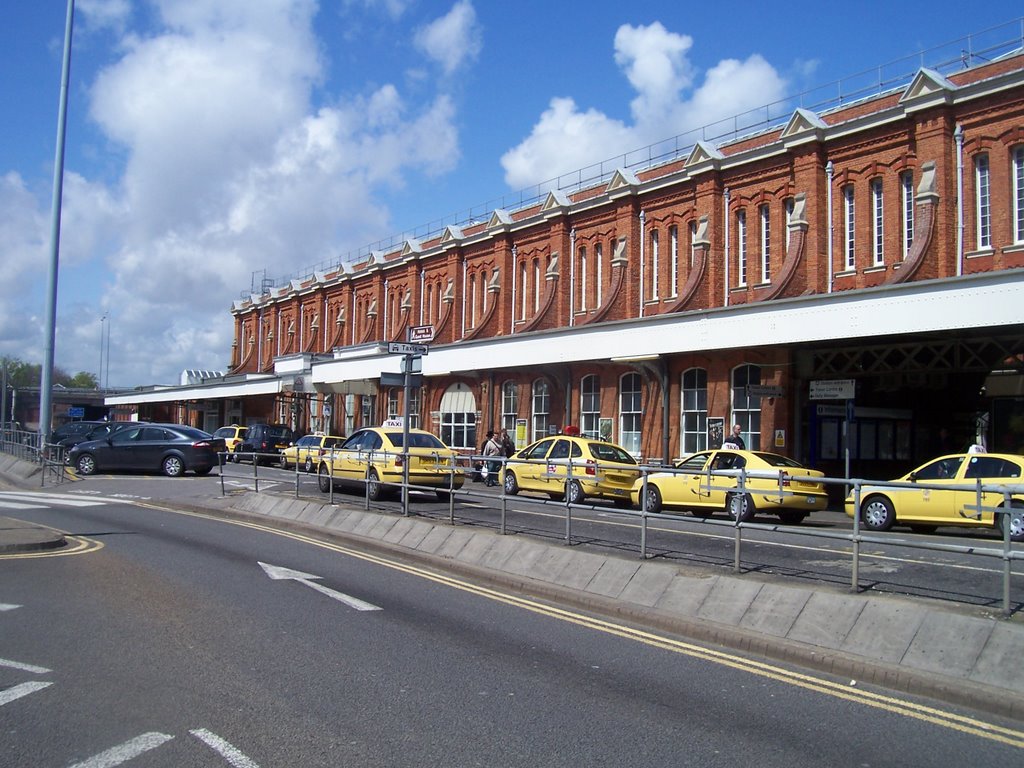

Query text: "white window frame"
[578, 245, 588, 312]
[669, 225, 679, 297]
[871, 178, 884, 266]
[976, 154, 991, 249]
[844, 185, 856, 270]
[681, 368, 708, 454]
[901, 171, 914, 258]
[531, 379, 550, 443]
[649, 229, 660, 300]
[619, 372, 642, 456]
[595, 242, 604, 307]
[736, 209, 747, 287]
[501, 381, 517, 434]
[580, 374, 600, 439]
[1013, 146, 1024, 244]
[760, 204, 771, 283]
[730, 364, 761, 451]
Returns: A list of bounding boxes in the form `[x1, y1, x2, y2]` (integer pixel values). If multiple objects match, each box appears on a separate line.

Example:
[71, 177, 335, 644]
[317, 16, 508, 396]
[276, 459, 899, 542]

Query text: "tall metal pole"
[40, 0, 75, 450]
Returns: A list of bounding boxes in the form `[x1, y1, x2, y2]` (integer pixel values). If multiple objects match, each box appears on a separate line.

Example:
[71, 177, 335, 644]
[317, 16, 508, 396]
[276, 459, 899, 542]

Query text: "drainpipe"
[639, 210, 646, 317]
[723, 188, 731, 307]
[569, 228, 576, 327]
[954, 123, 964, 277]
[826, 161, 834, 293]
[660, 355, 670, 463]
[383, 279, 389, 340]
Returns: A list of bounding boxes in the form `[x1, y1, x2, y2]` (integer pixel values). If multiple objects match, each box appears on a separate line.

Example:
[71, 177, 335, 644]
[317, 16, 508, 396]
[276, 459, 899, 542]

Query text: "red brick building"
[110, 52, 1024, 478]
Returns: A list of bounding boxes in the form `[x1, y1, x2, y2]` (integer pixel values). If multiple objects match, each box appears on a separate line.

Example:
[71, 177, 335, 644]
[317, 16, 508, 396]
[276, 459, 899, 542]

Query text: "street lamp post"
[39, 0, 76, 451]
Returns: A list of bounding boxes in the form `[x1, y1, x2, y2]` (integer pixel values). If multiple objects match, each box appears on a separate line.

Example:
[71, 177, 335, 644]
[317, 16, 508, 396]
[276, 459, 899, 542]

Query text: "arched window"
[578, 245, 588, 312]
[1014, 146, 1024, 244]
[469, 274, 477, 327]
[901, 171, 915, 257]
[731, 364, 761, 451]
[649, 229, 660, 299]
[843, 185, 856, 270]
[681, 368, 707, 454]
[533, 259, 541, 312]
[619, 373, 642, 455]
[975, 154, 991, 249]
[439, 383, 477, 450]
[531, 379, 550, 442]
[595, 242, 604, 307]
[669, 225, 679, 297]
[519, 261, 528, 320]
[736, 209, 747, 286]
[580, 374, 600, 438]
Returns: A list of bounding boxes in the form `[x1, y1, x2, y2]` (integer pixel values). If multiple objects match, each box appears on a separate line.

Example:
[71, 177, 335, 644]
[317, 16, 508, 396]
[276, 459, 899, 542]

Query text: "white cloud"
[501, 22, 788, 189]
[0, 0, 465, 386]
[413, 0, 482, 75]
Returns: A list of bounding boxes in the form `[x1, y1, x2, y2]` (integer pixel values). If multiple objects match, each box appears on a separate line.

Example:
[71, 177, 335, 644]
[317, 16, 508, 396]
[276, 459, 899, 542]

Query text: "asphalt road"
[2, 487, 1023, 766]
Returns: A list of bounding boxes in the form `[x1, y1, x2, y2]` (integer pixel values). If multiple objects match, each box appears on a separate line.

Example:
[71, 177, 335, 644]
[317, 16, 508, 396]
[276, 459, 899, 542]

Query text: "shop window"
[681, 368, 708, 454]
[731, 364, 761, 451]
[439, 384, 477, 450]
[531, 379, 550, 442]
[619, 373, 642, 455]
[580, 374, 600, 439]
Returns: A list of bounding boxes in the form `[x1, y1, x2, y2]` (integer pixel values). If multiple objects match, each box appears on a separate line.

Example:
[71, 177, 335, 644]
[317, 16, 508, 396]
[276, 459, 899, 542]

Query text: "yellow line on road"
[157, 505, 1024, 749]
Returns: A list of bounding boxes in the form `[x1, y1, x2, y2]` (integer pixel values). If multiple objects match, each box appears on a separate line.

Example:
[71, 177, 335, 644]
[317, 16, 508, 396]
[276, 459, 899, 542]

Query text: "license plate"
[806, 497, 816, 504]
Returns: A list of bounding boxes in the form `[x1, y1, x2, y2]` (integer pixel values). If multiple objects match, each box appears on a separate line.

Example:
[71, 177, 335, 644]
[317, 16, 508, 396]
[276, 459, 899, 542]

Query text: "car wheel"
[691, 507, 714, 519]
[642, 484, 663, 514]
[366, 469, 383, 501]
[231, 448, 241, 464]
[317, 464, 334, 493]
[162, 455, 184, 477]
[567, 479, 585, 505]
[303, 456, 314, 473]
[435, 489, 452, 502]
[503, 470, 520, 495]
[194, 466, 212, 477]
[861, 495, 895, 531]
[727, 492, 755, 523]
[75, 454, 97, 476]
[778, 510, 807, 525]
[999, 501, 1024, 542]
[909, 524, 937, 534]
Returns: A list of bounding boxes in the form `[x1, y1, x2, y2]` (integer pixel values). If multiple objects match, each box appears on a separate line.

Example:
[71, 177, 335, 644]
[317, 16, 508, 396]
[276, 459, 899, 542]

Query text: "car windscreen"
[751, 452, 803, 468]
[384, 431, 446, 449]
[587, 442, 637, 464]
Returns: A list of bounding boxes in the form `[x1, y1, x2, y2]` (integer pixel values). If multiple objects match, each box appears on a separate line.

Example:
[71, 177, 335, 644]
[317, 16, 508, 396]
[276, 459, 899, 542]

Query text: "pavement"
[1, 452, 1022, 721]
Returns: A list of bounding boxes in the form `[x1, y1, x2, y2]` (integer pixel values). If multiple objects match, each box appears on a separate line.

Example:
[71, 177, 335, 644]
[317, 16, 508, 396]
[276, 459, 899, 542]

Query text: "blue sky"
[2, 1, 1021, 387]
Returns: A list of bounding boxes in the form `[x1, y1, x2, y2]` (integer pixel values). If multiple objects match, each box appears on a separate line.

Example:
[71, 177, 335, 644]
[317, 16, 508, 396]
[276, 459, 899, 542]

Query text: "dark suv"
[233, 423, 296, 464]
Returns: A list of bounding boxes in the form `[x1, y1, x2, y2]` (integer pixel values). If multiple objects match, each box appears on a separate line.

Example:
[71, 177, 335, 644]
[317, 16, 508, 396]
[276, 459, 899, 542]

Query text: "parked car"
[317, 427, 463, 500]
[69, 423, 226, 477]
[233, 423, 295, 464]
[49, 420, 106, 445]
[212, 424, 247, 456]
[845, 452, 1024, 541]
[632, 449, 828, 523]
[502, 435, 640, 505]
[280, 433, 346, 472]
[57, 421, 140, 464]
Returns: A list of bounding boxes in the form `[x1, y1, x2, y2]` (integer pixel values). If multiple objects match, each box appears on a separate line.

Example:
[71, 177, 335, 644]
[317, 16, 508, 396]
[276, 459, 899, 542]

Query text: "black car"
[49, 420, 106, 445]
[233, 423, 296, 464]
[69, 423, 226, 477]
[57, 421, 140, 464]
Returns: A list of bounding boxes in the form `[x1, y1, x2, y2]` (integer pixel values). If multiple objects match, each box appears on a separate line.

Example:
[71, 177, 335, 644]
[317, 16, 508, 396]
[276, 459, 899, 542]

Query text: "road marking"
[0, 531, 104, 560]
[191, 728, 261, 767]
[67, 732, 174, 768]
[0, 656, 51, 674]
[258, 561, 381, 611]
[0, 603, 21, 611]
[0, 681, 52, 707]
[0, 491, 123, 507]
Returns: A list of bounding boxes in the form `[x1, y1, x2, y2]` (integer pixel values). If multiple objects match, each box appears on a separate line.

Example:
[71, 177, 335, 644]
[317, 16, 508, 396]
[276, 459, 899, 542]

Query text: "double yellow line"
[162, 506, 1024, 749]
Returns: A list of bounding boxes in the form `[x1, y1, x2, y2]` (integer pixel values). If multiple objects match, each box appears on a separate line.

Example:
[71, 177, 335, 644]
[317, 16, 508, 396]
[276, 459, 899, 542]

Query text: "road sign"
[746, 385, 784, 398]
[409, 325, 434, 342]
[809, 379, 855, 400]
[67, 406, 85, 418]
[387, 342, 428, 356]
[380, 372, 422, 387]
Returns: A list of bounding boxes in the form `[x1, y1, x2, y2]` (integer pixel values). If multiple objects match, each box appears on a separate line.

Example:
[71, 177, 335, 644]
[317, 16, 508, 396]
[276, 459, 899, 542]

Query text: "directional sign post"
[387, 334, 431, 515]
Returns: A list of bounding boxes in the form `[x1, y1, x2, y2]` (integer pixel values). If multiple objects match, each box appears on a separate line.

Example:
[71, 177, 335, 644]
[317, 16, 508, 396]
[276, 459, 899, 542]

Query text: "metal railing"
[0, 428, 69, 486]
[217, 449, 1023, 615]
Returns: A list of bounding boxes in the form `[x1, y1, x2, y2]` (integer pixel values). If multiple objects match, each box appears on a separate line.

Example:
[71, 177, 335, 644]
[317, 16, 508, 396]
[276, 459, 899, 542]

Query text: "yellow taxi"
[280, 433, 345, 472]
[845, 452, 1024, 540]
[502, 435, 640, 505]
[213, 425, 247, 455]
[316, 426, 463, 500]
[631, 449, 828, 523]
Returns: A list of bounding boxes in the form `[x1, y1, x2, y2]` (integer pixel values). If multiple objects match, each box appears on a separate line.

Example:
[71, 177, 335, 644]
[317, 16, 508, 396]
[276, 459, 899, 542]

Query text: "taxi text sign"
[388, 342, 429, 356]
[809, 378, 855, 400]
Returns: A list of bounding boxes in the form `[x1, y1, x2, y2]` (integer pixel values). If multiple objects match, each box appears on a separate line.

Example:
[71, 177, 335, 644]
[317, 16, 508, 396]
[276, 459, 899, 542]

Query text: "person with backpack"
[482, 430, 503, 487]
